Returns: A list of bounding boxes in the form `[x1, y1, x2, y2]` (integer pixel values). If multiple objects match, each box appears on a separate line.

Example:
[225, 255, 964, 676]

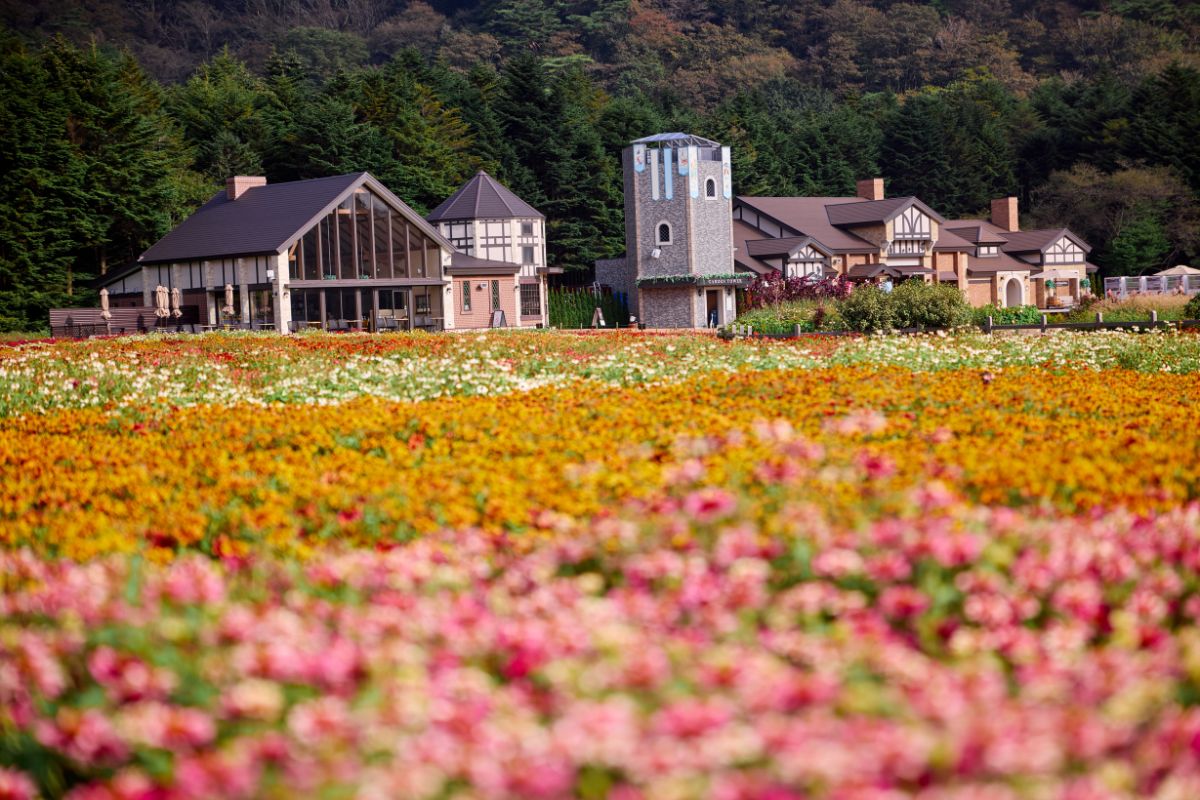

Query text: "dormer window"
[979, 245, 999, 257]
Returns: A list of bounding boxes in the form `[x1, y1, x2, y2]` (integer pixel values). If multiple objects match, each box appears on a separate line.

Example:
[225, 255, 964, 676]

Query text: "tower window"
[657, 222, 672, 245]
[706, 178, 716, 198]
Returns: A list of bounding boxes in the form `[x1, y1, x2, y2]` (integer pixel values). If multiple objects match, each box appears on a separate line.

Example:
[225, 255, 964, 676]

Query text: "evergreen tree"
[1127, 64, 1200, 192]
[262, 96, 393, 184]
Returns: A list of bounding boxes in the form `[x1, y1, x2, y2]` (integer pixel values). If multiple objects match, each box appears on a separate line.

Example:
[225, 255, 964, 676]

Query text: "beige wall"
[452, 275, 518, 329]
[967, 278, 994, 306]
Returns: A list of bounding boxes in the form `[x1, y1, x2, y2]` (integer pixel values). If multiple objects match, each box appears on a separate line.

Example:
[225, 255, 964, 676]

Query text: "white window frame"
[657, 221, 673, 245]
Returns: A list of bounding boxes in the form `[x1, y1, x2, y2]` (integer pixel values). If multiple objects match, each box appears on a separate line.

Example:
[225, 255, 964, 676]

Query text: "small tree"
[837, 285, 895, 332]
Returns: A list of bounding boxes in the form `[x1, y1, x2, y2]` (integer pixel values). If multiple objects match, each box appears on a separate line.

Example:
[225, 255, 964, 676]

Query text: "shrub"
[735, 299, 847, 334]
[837, 286, 895, 333]
[1064, 294, 1192, 323]
[890, 280, 972, 330]
[746, 270, 851, 309]
[971, 304, 1042, 326]
[1186, 294, 1200, 320]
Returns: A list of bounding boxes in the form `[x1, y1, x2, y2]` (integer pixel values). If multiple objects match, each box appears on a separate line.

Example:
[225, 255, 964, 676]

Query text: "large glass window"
[425, 238, 440, 279]
[302, 226, 320, 280]
[320, 216, 336, 279]
[391, 213, 408, 278]
[355, 191, 373, 279]
[338, 199, 355, 280]
[409, 224, 424, 278]
[373, 196, 391, 279]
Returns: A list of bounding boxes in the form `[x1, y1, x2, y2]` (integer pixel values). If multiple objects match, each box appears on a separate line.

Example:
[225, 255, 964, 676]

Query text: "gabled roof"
[731, 220, 776, 275]
[944, 221, 1009, 245]
[139, 173, 452, 265]
[426, 171, 543, 222]
[826, 196, 946, 227]
[966, 251, 1035, 274]
[736, 197, 879, 253]
[1000, 228, 1091, 255]
[743, 235, 833, 259]
[932, 228, 974, 252]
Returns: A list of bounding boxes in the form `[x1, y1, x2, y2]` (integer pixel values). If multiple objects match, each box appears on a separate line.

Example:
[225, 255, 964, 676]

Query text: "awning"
[1030, 270, 1081, 281]
[937, 271, 958, 282]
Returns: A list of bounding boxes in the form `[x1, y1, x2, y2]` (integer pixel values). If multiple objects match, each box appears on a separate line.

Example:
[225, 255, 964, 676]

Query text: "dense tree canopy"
[1, 0, 1199, 328]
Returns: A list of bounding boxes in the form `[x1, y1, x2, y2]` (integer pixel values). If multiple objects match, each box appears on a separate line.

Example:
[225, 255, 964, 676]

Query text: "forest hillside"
[1, 0, 1199, 329]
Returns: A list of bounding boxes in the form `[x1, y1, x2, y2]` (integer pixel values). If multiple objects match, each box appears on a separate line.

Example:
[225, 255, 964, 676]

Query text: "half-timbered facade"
[427, 171, 558, 328]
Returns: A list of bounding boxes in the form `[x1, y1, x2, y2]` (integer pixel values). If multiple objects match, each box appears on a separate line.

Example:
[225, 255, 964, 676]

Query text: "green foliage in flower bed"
[971, 304, 1044, 326]
[733, 300, 845, 334]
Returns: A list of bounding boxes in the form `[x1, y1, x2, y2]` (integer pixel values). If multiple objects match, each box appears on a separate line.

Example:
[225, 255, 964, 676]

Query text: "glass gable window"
[373, 195, 391, 280]
[355, 191, 373, 279]
[289, 187, 446, 282]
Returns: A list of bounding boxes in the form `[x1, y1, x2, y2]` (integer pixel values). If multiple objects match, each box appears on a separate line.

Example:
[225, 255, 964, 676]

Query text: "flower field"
[3, 330, 1200, 799]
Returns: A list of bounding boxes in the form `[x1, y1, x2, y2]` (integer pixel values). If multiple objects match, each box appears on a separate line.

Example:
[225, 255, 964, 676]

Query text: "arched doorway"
[1005, 278, 1023, 308]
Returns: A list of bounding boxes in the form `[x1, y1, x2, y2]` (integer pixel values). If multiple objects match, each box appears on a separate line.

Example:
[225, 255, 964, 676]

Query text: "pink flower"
[879, 586, 930, 620]
[0, 768, 37, 800]
[682, 488, 737, 523]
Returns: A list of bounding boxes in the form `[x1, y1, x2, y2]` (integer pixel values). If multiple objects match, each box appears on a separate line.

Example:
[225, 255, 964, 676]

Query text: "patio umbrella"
[223, 284, 235, 317]
[170, 287, 183, 318]
[1155, 265, 1200, 276]
[99, 288, 111, 320]
[155, 285, 169, 318]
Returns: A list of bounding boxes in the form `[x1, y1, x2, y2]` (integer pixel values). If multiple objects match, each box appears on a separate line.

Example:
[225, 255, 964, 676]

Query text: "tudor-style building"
[426, 171, 557, 328]
[99, 171, 550, 333]
[599, 135, 1097, 327]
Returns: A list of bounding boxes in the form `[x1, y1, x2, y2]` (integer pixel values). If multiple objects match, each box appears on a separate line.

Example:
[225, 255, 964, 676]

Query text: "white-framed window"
[522, 245, 535, 264]
[979, 245, 999, 257]
[705, 178, 716, 198]
[520, 283, 541, 316]
[461, 280, 471, 312]
[657, 222, 672, 245]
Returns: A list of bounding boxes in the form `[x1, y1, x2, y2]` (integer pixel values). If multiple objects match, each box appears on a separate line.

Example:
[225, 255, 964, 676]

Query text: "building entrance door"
[705, 289, 720, 327]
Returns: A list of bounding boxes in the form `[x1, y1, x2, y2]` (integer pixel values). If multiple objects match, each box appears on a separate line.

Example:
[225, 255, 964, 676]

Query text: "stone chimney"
[226, 176, 266, 201]
[990, 196, 1019, 232]
[856, 178, 885, 201]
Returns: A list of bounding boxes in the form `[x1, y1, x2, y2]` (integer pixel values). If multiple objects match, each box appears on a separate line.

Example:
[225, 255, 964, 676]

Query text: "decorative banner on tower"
[687, 146, 700, 199]
[663, 148, 674, 200]
[678, 146, 690, 176]
[650, 148, 660, 200]
[721, 146, 732, 199]
[633, 143, 646, 173]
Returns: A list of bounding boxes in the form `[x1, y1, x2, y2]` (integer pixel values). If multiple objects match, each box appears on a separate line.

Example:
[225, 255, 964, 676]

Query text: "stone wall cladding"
[692, 158, 734, 276]
[641, 286, 695, 328]
[627, 147, 690, 279]
[595, 257, 637, 310]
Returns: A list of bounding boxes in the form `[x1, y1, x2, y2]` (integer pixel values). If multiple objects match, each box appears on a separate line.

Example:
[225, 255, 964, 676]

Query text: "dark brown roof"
[743, 235, 831, 258]
[826, 196, 946, 227]
[736, 197, 878, 252]
[933, 228, 974, 251]
[967, 251, 1034, 274]
[140, 173, 453, 265]
[427, 171, 543, 222]
[999, 229, 1068, 254]
[945, 221, 1009, 245]
[140, 173, 363, 264]
[731, 219, 776, 274]
[446, 252, 521, 275]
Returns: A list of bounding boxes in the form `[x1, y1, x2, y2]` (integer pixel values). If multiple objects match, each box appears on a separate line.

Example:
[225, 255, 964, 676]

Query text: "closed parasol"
[99, 288, 112, 320]
[155, 285, 169, 318]
[223, 284, 235, 318]
[170, 287, 183, 318]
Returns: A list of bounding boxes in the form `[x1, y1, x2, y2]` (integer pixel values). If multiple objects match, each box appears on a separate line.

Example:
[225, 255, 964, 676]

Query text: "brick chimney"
[990, 196, 1019, 232]
[856, 178, 885, 201]
[226, 176, 266, 201]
